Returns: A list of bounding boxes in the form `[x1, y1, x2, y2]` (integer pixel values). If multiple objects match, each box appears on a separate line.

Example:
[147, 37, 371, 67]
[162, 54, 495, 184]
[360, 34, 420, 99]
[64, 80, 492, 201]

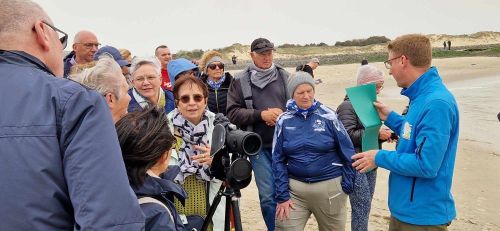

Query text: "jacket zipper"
[214, 89, 219, 113]
[410, 137, 426, 202]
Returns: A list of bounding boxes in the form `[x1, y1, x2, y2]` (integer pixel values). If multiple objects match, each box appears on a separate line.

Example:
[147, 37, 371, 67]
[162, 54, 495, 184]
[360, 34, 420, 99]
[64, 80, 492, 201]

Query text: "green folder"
[345, 84, 382, 151]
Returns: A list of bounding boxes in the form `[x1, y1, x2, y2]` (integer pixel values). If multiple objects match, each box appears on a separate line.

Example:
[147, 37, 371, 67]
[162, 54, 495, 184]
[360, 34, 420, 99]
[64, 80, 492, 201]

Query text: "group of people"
[1, 1, 460, 231]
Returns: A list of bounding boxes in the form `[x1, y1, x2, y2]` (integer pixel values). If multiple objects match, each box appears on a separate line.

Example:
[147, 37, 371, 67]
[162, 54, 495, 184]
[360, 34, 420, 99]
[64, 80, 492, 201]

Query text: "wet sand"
[234, 56, 500, 230]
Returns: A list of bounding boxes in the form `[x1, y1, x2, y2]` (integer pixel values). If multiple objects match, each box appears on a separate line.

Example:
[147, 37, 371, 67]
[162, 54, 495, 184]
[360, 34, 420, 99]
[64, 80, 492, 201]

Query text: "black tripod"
[201, 183, 243, 231]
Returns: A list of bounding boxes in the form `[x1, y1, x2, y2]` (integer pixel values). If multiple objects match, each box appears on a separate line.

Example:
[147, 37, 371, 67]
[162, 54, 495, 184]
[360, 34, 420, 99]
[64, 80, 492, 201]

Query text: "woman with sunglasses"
[198, 51, 234, 115]
[128, 57, 175, 114]
[167, 76, 227, 231]
[336, 65, 394, 231]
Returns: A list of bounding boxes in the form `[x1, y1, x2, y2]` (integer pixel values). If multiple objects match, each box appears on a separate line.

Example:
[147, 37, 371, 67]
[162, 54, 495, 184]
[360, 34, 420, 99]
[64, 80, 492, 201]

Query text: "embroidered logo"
[402, 122, 412, 140]
[313, 119, 325, 132]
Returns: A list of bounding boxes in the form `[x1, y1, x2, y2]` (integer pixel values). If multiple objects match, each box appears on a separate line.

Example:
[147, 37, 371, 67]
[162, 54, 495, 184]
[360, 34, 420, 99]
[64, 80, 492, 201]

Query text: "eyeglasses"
[39, 21, 68, 49]
[178, 94, 204, 104]
[207, 63, 224, 70]
[76, 42, 101, 49]
[384, 55, 403, 69]
[134, 75, 158, 83]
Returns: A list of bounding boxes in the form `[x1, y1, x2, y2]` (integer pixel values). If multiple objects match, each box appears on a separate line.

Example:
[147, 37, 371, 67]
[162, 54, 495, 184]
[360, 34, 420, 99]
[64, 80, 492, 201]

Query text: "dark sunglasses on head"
[178, 94, 204, 104]
[40, 21, 68, 49]
[207, 63, 224, 70]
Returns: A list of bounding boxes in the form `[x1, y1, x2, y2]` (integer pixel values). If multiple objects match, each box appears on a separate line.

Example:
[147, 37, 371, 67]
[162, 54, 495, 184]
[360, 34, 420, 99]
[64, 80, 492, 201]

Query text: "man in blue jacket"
[0, 1, 144, 230]
[352, 34, 459, 230]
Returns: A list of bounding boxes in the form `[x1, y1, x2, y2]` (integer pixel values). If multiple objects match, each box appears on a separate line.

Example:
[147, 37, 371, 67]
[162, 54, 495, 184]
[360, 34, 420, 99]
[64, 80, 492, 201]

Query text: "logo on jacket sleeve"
[402, 122, 412, 140]
[313, 119, 325, 132]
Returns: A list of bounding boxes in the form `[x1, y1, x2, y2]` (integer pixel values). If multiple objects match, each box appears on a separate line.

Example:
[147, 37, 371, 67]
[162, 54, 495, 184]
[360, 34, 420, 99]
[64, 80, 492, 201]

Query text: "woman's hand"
[275, 199, 295, 221]
[192, 145, 212, 167]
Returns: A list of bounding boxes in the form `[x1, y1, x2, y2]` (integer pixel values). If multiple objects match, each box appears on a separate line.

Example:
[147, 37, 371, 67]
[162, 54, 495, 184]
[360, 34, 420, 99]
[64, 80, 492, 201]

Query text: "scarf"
[132, 88, 165, 109]
[206, 74, 226, 90]
[171, 109, 212, 183]
[286, 99, 318, 118]
[249, 63, 278, 89]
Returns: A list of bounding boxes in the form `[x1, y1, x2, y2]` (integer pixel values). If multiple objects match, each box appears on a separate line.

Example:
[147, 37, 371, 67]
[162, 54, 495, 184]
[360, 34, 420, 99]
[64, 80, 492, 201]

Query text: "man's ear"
[104, 93, 114, 107]
[32, 21, 51, 51]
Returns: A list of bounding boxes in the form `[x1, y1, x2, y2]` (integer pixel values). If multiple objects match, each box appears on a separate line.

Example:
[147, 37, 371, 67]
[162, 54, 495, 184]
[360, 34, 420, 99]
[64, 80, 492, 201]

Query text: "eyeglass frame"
[35, 21, 68, 49]
[177, 94, 205, 104]
[75, 42, 101, 49]
[207, 63, 224, 70]
[133, 75, 159, 83]
[384, 55, 403, 69]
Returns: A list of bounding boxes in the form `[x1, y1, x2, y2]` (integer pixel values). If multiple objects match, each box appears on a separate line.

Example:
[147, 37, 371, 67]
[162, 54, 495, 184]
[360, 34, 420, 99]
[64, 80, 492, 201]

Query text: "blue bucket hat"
[167, 58, 198, 80]
[94, 45, 130, 67]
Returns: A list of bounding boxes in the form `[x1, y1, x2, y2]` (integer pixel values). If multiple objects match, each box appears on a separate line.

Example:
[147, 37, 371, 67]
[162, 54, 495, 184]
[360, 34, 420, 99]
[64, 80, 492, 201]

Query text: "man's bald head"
[0, 0, 47, 48]
[0, 0, 65, 77]
[72, 30, 99, 64]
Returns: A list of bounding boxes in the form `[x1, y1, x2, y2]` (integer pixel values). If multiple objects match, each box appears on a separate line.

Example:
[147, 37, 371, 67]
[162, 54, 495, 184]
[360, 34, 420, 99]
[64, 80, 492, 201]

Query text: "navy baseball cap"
[94, 45, 130, 67]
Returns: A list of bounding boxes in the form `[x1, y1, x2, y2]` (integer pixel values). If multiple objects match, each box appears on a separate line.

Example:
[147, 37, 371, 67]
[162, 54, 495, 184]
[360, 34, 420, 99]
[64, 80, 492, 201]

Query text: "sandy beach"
[232, 56, 500, 230]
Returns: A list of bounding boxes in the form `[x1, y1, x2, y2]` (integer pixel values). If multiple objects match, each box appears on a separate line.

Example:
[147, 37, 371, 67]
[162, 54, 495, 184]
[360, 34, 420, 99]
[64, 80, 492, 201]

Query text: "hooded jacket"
[375, 67, 459, 225]
[272, 100, 356, 203]
[134, 170, 187, 231]
[0, 50, 144, 230]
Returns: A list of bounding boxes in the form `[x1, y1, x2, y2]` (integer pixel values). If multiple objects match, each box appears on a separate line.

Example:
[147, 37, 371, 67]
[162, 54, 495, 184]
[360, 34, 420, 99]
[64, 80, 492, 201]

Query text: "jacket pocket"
[410, 137, 426, 202]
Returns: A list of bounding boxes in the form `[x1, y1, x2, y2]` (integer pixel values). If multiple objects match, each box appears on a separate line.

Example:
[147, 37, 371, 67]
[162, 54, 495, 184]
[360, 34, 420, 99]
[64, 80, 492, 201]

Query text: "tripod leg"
[225, 195, 231, 231]
[231, 197, 243, 231]
[202, 184, 225, 231]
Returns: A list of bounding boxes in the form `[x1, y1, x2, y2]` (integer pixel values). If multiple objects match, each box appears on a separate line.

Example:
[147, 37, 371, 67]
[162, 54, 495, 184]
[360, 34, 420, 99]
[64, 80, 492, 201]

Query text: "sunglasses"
[178, 94, 204, 104]
[38, 21, 68, 49]
[207, 63, 224, 70]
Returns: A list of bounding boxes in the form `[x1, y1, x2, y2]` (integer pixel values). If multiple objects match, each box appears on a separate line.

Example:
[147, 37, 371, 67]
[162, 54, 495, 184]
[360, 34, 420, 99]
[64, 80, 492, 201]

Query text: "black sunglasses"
[178, 94, 204, 104]
[207, 63, 224, 70]
[39, 21, 68, 49]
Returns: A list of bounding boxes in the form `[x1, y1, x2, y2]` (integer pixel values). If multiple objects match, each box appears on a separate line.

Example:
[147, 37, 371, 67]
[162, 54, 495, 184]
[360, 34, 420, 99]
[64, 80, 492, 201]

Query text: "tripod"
[201, 183, 243, 231]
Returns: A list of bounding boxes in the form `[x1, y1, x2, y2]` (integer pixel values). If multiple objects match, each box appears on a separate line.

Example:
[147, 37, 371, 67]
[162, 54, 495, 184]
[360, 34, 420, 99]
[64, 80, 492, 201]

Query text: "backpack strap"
[239, 70, 254, 132]
[139, 197, 175, 224]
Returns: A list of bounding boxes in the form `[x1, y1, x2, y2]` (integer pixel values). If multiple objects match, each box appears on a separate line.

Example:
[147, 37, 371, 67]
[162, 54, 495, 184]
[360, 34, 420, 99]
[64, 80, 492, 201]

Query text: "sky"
[34, 0, 500, 56]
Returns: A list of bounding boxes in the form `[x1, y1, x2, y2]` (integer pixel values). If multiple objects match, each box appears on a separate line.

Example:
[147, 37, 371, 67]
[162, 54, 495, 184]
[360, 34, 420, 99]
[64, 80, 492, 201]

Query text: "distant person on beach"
[361, 59, 368, 65]
[0, 0, 144, 229]
[448, 40, 452, 50]
[352, 34, 459, 230]
[198, 50, 234, 115]
[273, 71, 355, 231]
[443, 41, 447, 50]
[155, 45, 174, 91]
[497, 112, 500, 121]
[336, 65, 393, 231]
[227, 37, 290, 231]
[63, 30, 100, 77]
[232, 54, 237, 64]
[295, 57, 320, 77]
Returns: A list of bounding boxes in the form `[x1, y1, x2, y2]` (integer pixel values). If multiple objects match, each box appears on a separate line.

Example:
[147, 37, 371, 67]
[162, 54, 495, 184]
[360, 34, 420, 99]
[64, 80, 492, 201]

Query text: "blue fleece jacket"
[272, 100, 356, 203]
[375, 67, 459, 225]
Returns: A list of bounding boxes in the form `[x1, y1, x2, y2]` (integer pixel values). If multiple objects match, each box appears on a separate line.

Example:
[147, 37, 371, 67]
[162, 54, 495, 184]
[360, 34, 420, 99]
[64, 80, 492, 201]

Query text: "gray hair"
[129, 56, 161, 80]
[0, 0, 46, 45]
[356, 65, 385, 86]
[70, 55, 125, 99]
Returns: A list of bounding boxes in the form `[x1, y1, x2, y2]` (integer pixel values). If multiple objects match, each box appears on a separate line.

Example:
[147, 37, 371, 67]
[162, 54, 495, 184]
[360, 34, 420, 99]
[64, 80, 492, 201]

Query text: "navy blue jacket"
[63, 50, 75, 77]
[0, 50, 144, 230]
[272, 101, 356, 203]
[135, 172, 187, 231]
[128, 88, 175, 114]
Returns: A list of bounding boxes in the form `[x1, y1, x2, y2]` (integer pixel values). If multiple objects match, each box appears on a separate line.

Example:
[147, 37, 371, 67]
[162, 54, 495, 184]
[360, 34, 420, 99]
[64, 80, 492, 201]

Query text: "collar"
[0, 50, 55, 76]
[400, 66, 441, 101]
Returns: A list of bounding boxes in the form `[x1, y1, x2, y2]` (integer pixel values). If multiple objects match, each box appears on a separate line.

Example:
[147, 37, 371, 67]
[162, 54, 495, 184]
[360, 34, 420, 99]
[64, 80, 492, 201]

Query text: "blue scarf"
[286, 99, 318, 118]
[206, 74, 226, 89]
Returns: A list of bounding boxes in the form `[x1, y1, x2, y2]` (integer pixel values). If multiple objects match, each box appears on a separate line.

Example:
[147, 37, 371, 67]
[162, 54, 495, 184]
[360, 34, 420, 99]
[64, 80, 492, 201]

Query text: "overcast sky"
[34, 0, 500, 56]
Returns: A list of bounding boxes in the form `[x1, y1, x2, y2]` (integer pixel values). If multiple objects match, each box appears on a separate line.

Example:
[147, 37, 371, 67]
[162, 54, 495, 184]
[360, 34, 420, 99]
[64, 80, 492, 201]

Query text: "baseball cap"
[94, 46, 130, 67]
[251, 38, 275, 53]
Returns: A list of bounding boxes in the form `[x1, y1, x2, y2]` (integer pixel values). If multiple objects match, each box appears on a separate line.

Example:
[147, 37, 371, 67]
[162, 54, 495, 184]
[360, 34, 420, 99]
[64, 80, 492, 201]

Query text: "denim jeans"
[249, 148, 276, 231]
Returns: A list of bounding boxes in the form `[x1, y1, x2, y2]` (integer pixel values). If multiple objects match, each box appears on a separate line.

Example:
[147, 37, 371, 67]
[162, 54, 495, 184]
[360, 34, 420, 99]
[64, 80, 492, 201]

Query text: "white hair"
[129, 56, 161, 80]
[71, 55, 125, 99]
[356, 65, 385, 86]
